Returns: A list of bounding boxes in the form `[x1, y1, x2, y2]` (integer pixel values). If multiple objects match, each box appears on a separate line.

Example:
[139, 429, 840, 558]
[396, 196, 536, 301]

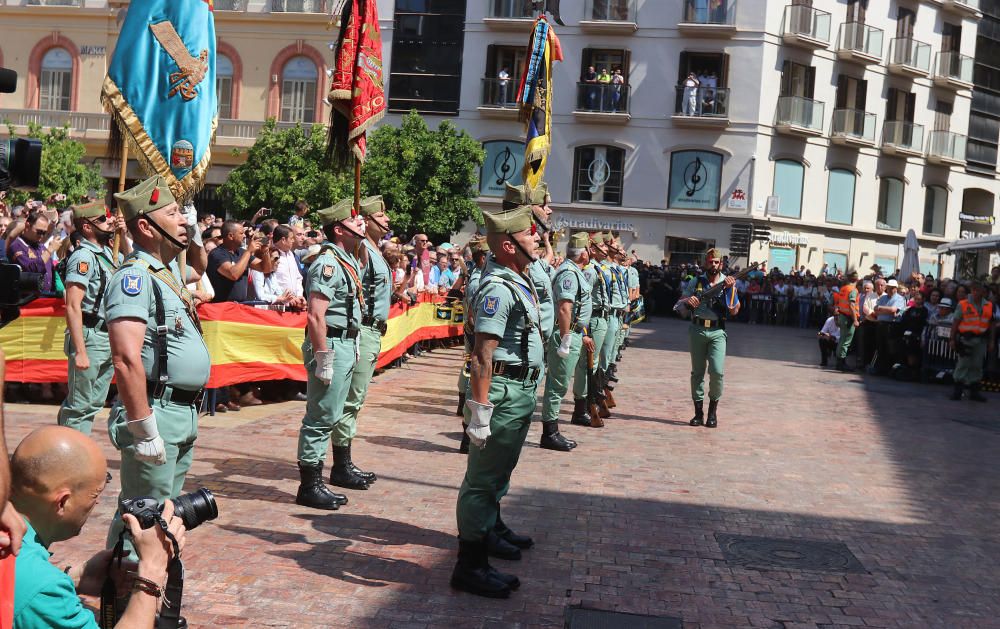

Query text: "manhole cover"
[565, 608, 682, 629]
[716, 533, 865, 573]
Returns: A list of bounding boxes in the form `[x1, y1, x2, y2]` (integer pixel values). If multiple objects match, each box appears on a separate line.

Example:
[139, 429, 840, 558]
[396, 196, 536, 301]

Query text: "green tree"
[2, 122, 105, 206]
[361, 111, 485, 240]
[219, 119, 352, 221]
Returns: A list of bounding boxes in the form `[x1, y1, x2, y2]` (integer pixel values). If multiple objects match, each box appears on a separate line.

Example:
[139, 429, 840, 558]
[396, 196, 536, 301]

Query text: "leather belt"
[147, 381, 203, 406]
[326, 326, 360, 339]
[82, 312, 107, 332]
[361, 315, 388, 336]
[592, 307, 611, 318]
[492, 361, 541, 382]
[692, 316, 725, 330]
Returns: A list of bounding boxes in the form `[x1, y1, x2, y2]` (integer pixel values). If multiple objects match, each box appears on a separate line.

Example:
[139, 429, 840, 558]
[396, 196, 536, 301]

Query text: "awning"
[936, 234, 1000, 255]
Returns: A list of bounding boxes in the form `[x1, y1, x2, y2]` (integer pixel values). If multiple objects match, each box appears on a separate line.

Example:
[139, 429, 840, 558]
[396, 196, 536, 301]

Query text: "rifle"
[586, 349, 605, 427]
[673, 262, 759, 318]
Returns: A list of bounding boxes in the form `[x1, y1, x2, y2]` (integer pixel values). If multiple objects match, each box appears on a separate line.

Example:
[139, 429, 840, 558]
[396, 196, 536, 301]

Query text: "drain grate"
[716, 533, 866, 573]
[565, 608, 682, 629]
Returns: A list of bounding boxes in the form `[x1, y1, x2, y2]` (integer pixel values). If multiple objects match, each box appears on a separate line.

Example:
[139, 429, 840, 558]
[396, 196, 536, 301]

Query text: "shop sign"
[727, 187, 747, 210]
[554, 215, 636, 235]
[479, 140, 524, 197]
[958, 213, 995, 225]
[767, 231, 808, 247]
[80, 46, 106, 57]
[668, 150, 722, 211]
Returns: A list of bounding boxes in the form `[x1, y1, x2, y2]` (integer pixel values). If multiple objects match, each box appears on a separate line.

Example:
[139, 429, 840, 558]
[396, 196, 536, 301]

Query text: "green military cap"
[113, 175, 176, 221]
[569, 231, 590, 249]
[589, 231, 604, 244]
[71, 200, 109, 220]
[317, 197, 355, 226]
[502, 182, 530, 210]
[358, 195, 384, 217]
[482, 205, 533, 235]
[468, 234, 490, 254]
[528, 182, 548, 205]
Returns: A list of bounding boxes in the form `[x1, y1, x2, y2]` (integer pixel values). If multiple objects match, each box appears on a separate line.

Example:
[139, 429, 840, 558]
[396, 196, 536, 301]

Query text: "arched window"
[876, 177, 905, 231]
[280, 56, 317, 123]
[217, 54, 234, 119]
[573, 145, 625, 205]
[922, 185, 947, 236]
[825, 168, 856, 225]
[772, 159, 804, 219]
[39, 48, 72, 111]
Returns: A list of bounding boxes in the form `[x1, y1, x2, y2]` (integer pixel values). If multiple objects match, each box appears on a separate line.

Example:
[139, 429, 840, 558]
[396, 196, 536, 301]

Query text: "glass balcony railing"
[489, 0, 534, 19]
[882, 121, 925, 153]
[782, 4, 831, 44]
[927, 130, 967, 162]
[680, 0, 736, 26]
[888, 38, 931, 73]
[831, 109, 876, 143]
[935, 51, 975, 84]
[584, 0, 636, 21]
[25, 0, 81, 5]
[480, 78, 519, 109]
[776, 96, 824, 131]
[271, 0, 327, 13]
[950, 0, 980, 12]
[674, 86, 730, 118]
[576, 82, 630, 114]
[214, 0, 246, 10]
[837, 21, 883, 59]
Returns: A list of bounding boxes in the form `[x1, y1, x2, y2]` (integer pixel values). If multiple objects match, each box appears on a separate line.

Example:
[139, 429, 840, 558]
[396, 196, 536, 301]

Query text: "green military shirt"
[627, 265, 639, 293]
[305, 245, 363, 330]
[682, 273, 740, 321]
[465, 264, 484, 311]
[584, 262, 611, 310]
[361, 239, 391, 322]
[104, 247, 210, 390]
[63, 241, 121, 322]
[527, 258, 555, 340]
[607, 263, 627, 309]
[473, 260, 545, 368]
[14, 518, 100, 629]
[551, 259, 593, 327]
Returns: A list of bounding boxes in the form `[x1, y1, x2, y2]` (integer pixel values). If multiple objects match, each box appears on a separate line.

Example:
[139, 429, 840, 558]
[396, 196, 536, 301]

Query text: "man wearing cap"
[102, 175, 210, 552]
[950, 280, 995, 401]
[624, 255, 640, 347]
[539, 232, 593, 451]
[598, 234, 625, 397]
[873, 278, 906, 375]
[57, 201, 129, 434]
[572, 232, 612, 425]
[453, 204, 542, 599]
[337, 196, 391, 485]
[457, 234, 491, 452]
[677, 248, 740, 428]
[832, 271, 861, 372]
[295, 198, 369, 510]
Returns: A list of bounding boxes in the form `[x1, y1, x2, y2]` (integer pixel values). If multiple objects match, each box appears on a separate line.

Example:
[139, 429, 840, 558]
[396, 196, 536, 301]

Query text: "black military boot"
[539, 421, 575, 452]
[329, 446, 370, 490]
[295, 462, 347, 510]
[495, 510, 534, 549]
[689, 400, 704, 427]
[459, 424, 471, 453]
[969, 384, 987, 402]
[450, 539, 512, 598]
[486, 529, 522, 560]
[570, 399, 592, 426]
[456, 392, 466, 416]
[345, 442, 377, 483]
[836, 358, 854, 372]
[950, 383, 964, 401]
[607, 363, 619, 383]
[706, 400, 719, 428]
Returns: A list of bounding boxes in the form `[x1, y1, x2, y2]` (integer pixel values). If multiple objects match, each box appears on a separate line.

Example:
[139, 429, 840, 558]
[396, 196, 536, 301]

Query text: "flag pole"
[111, 142, 128, 262]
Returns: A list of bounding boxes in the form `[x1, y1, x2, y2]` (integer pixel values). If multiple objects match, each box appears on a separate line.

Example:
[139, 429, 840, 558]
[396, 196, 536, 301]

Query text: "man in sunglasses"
[57, 200, 129, 434]
[7, 208, 57, 293]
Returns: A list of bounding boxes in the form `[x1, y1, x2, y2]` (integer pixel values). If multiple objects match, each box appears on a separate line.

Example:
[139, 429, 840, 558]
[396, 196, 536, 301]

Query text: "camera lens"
[170, 488, 218, 530]
[0, 138, 42, 191]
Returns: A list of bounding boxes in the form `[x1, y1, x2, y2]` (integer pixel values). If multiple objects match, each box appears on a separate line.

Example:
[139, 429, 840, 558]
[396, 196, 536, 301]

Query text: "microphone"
[0, 68, 17, 94]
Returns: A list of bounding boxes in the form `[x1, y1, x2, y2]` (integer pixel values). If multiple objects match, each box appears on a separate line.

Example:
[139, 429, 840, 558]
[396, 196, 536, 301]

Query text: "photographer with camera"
[206, 220, 273, 304]
[9, 426, 186, 628]
[7, 207, 59, 294]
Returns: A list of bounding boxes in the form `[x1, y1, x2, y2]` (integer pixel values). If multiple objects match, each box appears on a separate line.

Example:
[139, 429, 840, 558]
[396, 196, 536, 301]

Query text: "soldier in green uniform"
[295, 198, 369, 510]
[103, 175, 210, 550]
[57, 200, 129, 434]
[337, 195, 391, 485]
[677, 248, 740, 428]
[453, 204, 543, 599]
[539, 232, 594, 451]
[457, 235, 491, 452]
[624, 255, 640, 347]
[571, 232, 612, 426]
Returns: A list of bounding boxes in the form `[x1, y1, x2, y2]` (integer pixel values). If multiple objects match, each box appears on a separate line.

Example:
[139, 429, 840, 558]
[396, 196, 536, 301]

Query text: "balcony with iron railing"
[485, 0, 536, 30]
[671, 86, 730, 127]
[775, 96, 825, 136]
[781, 4, 831, 50]
[830, 109, 876, 147]
[677, 0, 736, 37]
[926, 130, 967, 165]
[880, 120, 925, 158]
[580, 0, 637, 32]
[477, 78, 519, 119]
[933, 51, 975, 90]
[887, 38, 931, 77]
[836, 21, 883, 64]
[271, 0, 326, 12]
[574, 83, 630, 123]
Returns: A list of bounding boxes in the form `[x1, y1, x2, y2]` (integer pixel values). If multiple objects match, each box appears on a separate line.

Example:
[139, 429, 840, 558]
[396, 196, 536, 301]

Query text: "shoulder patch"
[322, 264, 334, 279]
[121, 273, 143, 296]
[562, 276, 574, 290]
[483, 295, 500, 316]
[77, 261, 90, 275]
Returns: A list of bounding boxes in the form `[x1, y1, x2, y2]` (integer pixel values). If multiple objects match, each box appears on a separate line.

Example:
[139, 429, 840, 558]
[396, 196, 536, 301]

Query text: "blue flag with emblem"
[102, 0, 217, 201]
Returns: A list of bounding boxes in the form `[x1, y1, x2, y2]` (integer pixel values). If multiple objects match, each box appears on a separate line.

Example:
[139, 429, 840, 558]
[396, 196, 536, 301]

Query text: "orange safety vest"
[957, 299, 993, 335]
[834, 284, 858, 318]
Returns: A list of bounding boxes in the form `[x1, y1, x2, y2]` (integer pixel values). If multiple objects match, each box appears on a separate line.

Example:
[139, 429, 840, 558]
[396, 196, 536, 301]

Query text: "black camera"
[120, 488, 218, 531]
[0, 263, 43, 328]
[1, 68, 43, 193]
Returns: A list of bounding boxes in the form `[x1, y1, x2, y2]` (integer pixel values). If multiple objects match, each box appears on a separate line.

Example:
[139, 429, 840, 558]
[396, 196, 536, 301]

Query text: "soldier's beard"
[94, 228, 114, 246]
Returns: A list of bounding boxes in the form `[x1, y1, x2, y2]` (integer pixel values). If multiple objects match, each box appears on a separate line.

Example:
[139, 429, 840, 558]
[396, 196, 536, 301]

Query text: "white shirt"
[250, 269, 284, 303]
[498, 69, 510, 85]
[819, 316, 840, 340]
[271, 249, 303, 297]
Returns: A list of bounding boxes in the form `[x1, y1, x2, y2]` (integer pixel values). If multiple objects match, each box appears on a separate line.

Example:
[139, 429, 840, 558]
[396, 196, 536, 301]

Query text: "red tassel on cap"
[150, 188, 160, 204]
[351, 208, 358, 218]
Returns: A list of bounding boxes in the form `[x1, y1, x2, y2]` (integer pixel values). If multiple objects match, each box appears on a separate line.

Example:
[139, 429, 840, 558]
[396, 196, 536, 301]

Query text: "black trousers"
[874, 322, 898, 375]
[858, 320, 877, 367]
[818, 336, 837, 363]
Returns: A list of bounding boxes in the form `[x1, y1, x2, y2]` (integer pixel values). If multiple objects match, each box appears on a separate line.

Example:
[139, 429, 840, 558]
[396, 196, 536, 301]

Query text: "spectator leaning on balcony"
[611, 68, 625, 112]
[682, 72, 700, 116]
[497, 67, 510, 105]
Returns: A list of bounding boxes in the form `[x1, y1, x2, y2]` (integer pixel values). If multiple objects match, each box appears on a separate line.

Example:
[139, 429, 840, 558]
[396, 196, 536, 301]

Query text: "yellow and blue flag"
[102, 0, 217, 201]
[517, 16, 561, 189]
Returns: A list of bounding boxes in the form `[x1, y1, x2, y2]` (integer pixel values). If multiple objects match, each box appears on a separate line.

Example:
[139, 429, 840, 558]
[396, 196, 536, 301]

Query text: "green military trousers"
[689, 325, 727, 402]
[105, 392, 199, 553]
[573, 316, 608, 400]
[298, 336, 357, 464]
[58, 328, 114, 435]
[836, 314, 856, 359]
[600, 314, 621, 371]
[541, 331, 583, 423]
[954, 335, 987, 385]
[337, 325, 382, 447]
[457, 374, 538, 541]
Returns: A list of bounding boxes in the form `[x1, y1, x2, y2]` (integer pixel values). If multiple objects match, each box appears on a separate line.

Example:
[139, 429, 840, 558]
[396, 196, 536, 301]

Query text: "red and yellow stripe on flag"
[0, 295, 462, 387]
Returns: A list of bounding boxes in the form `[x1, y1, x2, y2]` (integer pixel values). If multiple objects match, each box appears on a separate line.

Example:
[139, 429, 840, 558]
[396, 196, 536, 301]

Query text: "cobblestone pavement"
[5, 317, 1000, 628]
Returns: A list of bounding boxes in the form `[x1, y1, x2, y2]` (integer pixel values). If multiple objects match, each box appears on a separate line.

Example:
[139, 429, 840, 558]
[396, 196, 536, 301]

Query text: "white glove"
[314, 348, 334, 385]
[126, 413, 167, 466]
[183, 202, 202, 246]
[557, 333, 573, 358]
[465, 399, 494, 449]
